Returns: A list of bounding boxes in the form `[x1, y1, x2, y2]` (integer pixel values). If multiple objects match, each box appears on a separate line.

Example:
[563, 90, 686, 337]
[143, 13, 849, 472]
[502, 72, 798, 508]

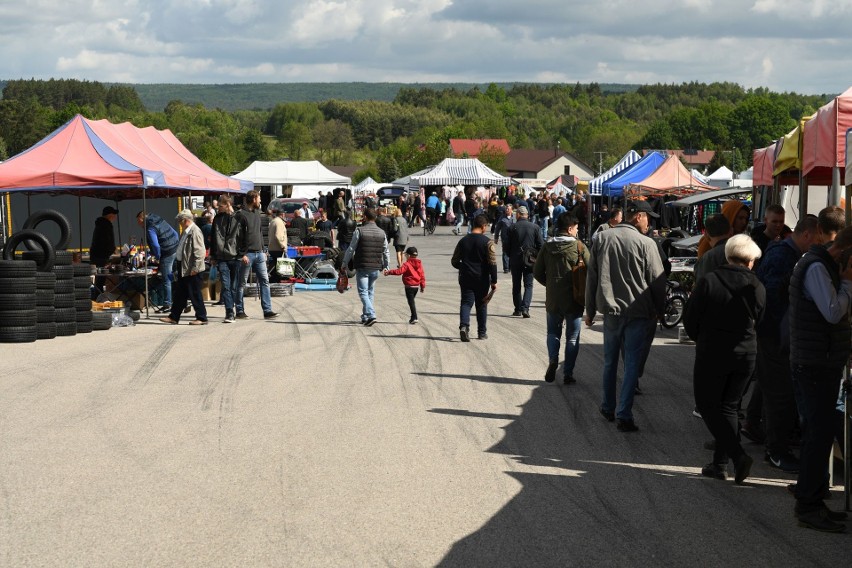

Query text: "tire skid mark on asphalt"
[132, 330, 179, 387]
[217, 330, 255, 451]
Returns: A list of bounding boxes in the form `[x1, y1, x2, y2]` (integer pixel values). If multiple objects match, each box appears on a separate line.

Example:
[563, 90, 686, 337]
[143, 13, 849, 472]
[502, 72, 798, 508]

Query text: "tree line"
[0, 78, 834, 184]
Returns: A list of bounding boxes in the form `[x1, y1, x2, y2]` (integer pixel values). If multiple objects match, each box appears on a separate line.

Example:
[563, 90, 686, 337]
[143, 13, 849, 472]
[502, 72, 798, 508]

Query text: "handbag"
[572, 241, 587, 307]
[336, 271, 349, 293]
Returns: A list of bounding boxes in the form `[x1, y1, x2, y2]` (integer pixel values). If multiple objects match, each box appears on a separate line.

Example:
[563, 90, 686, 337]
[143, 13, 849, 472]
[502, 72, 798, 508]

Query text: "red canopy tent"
[0, 114, 250, 198]
[802, 86, 852, 185]
[752, 143, 777, 187]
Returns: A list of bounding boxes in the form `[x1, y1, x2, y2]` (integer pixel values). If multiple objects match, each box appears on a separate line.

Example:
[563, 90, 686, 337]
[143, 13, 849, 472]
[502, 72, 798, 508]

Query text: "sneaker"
[364, 317, 377, 327]
[512, 309, 522, 316]
[409, 318, 418, 324]
[503, 269, 510, 273]
[740, 420, 766, 444]
[235, 312, 249, 320]
[223, 315, 235, 323]
[477, 333, 488, 340]
[522, 311, 531, 318]
[766, 452, 800, 473]
[459, 326, 470, 342]
[692, 407, 703, 419]
[563, 375, 576, 385]
[616, 419, 639, 432]
[701, 463, 727, 480]
[183, 305, 192, 313]
[599, 408, 615, 422]
[154, 305, 171, 314]
[264, 311, 279, 320]
[544, 360, 558, 383]
[796, 509, 846, 533]
[733, 453, 753, 485]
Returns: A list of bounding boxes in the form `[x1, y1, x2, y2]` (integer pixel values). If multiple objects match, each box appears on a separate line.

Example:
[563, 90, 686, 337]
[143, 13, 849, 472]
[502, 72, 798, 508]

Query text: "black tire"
[74, 288, 92, 300]
[75, 298, 92, 311]
[0, 293, 37, 311]
[661, 293, 688, 329]
[22, 209, 72, 251]
[0, 277, 37, 294]
[75, 310, 93, 323]
[36, 271, 56, 289]
[76, 320, 93, 334]
[54, 293, 75, 309]
[22, 250, 72, 266]
[92, 311, 113, 330]
[55, 321, 77, 336]
[35, 289, 54, 306]
[54, 279, 75, 294]
[36, 306, 55, 323]
[0, 325, 37, 343]
[37, 321, 57, 340]
[0, 309, 38, 327]
[53, 265, 74, 279]
[0, 260, 37, 278]
[73, 263, 93, 277]
[129, 310, 141, 322]
[73, 276, 93, 288]
[54, 307, 76, 323]
[3, 230, 55, 272]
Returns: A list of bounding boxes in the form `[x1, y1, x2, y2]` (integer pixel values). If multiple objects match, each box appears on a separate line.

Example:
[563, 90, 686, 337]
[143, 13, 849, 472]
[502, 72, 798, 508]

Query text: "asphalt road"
[1, 225, 849, 566]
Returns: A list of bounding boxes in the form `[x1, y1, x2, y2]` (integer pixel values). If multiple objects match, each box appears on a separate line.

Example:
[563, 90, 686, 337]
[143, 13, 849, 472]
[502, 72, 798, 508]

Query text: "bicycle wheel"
[661, 294, 687, 328]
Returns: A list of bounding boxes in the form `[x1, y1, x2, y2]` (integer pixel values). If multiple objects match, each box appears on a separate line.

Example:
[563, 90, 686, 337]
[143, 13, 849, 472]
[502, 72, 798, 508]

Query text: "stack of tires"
[35, 266, 57, 340]
[51, 251, 77, 337]
[73, 262, 94, 333]
[0, 259, 38, 343]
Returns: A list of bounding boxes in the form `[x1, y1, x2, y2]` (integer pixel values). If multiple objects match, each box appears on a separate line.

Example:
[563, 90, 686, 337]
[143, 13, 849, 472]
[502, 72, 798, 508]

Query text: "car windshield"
[272, 201, 317, 214]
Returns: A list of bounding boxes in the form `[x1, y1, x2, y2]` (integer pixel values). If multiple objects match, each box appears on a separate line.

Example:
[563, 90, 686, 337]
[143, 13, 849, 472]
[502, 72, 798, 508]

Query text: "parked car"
[268, 198, 321, 227]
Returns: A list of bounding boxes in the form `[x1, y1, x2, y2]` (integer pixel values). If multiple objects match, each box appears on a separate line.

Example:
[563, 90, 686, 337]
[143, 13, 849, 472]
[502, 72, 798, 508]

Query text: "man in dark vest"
[341, 207, 389, 326]
[137, 210, 179, 312]
[787, 225, 852, 533]
[336, 210, 357, 252]
[506, 206, 543, 317]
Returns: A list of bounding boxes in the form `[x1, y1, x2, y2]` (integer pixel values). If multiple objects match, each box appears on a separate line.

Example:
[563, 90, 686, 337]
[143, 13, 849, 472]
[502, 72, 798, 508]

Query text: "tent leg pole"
[115, 199, 122, 244]
[78, 196, 83, 254]
[143, 188, 150, 320]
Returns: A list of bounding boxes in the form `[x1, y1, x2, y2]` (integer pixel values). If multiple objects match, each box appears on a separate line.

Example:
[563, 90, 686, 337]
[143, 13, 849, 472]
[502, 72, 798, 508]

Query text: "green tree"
[313, 119, 355, 165]
[0, 135, 8, 160]
[281, 122, 311, 160]
[242, 128, 270, 162]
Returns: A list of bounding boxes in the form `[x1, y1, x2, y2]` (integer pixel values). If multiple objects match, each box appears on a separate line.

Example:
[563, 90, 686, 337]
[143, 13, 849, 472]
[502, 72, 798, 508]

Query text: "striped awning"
[588, 150, 641, 195]
[412, 158, 513, 187]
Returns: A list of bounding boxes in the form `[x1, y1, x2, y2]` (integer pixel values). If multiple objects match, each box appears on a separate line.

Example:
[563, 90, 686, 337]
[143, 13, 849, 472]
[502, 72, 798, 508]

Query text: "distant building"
[505, 149, 595, 184]
[449, 139, 511, 158]
[644, 149, 716, 172]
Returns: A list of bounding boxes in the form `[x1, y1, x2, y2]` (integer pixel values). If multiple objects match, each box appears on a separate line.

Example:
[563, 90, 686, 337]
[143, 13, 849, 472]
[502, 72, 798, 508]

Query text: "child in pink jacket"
[384, 246, 426, 324]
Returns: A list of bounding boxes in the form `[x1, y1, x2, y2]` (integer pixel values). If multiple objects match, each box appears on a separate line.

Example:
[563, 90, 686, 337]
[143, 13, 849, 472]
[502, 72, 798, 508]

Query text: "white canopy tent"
[412, 158, 513, 187]
[233, 160, 350, 199]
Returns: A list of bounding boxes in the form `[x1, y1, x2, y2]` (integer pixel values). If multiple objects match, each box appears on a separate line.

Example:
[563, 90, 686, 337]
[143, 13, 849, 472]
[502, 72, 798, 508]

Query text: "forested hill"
[0, 80, 639, 112]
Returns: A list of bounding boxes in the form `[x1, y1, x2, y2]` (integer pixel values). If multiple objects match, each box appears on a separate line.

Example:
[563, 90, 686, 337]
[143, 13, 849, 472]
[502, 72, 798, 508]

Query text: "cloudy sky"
[0, 0, 849, 94]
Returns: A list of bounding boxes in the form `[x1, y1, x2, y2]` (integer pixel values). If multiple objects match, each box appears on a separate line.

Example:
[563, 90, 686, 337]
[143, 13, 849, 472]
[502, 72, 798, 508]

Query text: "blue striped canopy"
[601, 151, 667, 197]
[588, 150, 641, 195]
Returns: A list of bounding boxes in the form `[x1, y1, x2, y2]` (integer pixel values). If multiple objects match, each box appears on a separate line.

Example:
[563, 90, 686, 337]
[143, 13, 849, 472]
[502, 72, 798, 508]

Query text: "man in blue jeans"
[342, 207, 389, 326]
[209, 195, 243, 323]
[584, 200, 665, 432]
[137, 211, 179, 312]
[235, 190, 278, 320]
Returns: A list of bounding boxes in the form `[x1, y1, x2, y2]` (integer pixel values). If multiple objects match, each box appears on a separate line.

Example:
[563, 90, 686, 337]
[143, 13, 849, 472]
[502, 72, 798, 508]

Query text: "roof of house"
[505, 149, 592, 176]
[449, 139, 510, 158]
[327, 165, 359, 180]
[643, 149, 716, 167]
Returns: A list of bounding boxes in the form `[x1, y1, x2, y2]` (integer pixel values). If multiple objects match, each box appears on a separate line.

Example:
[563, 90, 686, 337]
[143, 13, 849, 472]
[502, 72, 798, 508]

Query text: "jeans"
[169, 273, 207, 322]
[159, 250, 177, 307]
[539, 218, 549, 241]
[459, 284, 489, 335]
[454, 214, 463, 233]
[694, 352, 754, 465]
[236, 252, 273, 314]
[217, 259, 242, 318]
[501, 249, 510, 272]
[602, 315, 652, 421]
[510, 264, 534, 313]
[792, 363, 843, 513]
[356, 269, 380, 321]
[546, 311, 582, 378]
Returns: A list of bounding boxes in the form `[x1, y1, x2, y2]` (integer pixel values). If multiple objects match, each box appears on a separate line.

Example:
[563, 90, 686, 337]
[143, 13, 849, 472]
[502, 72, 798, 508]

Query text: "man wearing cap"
[506, 205, 543, 318]
[159, 210, 208, 325]
[90, 206, 118, 290]
[585, 200, 666, 432]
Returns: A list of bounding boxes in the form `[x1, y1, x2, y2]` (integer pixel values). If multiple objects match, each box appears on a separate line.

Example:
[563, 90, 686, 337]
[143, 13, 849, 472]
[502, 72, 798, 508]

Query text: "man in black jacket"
[342, 208, 389, 326]
[336, 211, 357, 252]
[290, 209, 310, 245]
[234, 190, 278, 320]
[506, 206, 543, 317]
[452, 214, 498, 341]
[210, 195, 244, 322]
[90, 206, 118, 290]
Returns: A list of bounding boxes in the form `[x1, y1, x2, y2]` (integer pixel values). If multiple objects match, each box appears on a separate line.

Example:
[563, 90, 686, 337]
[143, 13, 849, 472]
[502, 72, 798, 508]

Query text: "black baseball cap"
[625, 200, 659, 218]
[102, 206, 119, 216]
[405, 246, 418, 256]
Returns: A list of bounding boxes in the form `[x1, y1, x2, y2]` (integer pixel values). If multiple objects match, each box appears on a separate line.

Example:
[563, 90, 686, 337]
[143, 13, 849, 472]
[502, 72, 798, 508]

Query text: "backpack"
[572, 241, 587, 307]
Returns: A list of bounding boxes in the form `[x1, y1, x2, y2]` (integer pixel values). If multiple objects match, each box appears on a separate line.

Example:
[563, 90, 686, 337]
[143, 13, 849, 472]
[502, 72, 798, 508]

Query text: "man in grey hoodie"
[585, 200, 666, 432]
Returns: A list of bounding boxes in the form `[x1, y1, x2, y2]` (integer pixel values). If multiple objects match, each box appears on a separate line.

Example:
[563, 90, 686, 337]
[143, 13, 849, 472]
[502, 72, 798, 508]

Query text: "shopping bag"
[336, 272, 349, 293]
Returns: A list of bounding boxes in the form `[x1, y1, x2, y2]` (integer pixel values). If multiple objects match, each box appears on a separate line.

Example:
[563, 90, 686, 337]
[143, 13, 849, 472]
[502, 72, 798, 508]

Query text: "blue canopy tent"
[601, 151, 667, 197]
[588, 150, 641, 196]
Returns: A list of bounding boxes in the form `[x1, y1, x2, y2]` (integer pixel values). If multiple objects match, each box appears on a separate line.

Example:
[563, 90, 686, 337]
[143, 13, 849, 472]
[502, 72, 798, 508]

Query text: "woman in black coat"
[683, 234, 766, 484]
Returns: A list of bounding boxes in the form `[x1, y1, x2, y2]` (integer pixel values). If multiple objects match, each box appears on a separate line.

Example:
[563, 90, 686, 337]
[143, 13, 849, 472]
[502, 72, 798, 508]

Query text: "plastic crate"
[286, 246, 299, 259]
[297, 246, 322, 256]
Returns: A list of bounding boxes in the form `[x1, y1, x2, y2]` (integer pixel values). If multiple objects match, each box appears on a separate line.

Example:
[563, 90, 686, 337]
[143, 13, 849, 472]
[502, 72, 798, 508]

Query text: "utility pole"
[594, 152, 606, 175]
